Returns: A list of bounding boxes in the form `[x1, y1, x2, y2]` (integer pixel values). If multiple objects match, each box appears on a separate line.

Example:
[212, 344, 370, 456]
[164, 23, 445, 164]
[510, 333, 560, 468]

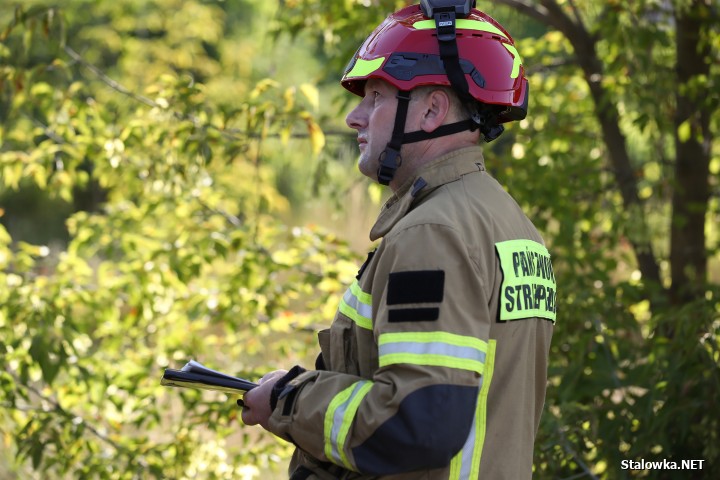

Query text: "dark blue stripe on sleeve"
[352, 384, 477, 475]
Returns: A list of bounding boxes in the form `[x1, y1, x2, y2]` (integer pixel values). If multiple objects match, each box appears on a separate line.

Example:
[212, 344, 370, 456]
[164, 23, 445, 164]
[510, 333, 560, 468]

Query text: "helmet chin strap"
[376, 90, 412, 186]
[376, 91, 503, 186]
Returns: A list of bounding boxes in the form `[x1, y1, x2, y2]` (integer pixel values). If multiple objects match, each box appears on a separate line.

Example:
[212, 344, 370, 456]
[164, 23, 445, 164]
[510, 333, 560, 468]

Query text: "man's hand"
[240, 369, 287, 430]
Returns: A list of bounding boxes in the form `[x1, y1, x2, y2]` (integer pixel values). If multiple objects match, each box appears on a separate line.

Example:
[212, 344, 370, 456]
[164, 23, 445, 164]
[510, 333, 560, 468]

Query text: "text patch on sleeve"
[495, 240, 557, 323]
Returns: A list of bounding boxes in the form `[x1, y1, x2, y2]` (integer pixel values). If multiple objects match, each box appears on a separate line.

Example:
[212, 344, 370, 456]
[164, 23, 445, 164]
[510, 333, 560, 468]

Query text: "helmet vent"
[470, 33, 503, 41]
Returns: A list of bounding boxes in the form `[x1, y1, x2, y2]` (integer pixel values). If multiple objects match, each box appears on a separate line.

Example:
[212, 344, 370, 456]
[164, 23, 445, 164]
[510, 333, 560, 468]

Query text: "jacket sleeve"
[267, 223, 494, 476]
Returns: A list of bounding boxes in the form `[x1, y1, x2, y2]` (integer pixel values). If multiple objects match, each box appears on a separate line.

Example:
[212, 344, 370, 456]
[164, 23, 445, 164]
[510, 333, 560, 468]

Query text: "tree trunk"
[669, 0, 712, 305]
[570, 35, 663, 290]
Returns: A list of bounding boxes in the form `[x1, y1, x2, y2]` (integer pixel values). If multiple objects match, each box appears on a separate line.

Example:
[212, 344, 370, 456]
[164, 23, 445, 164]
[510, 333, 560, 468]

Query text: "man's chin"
[357, 157, 376, 179]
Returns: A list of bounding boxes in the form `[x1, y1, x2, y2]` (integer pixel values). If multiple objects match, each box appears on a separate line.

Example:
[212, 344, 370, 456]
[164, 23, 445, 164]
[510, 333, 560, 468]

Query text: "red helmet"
[341, 4, 528, 123]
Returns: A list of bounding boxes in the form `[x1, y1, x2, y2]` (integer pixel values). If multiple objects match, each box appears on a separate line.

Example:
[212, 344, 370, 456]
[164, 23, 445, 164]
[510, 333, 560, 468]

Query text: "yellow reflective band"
[413, 19, 508, 40]
[350, 280, 372, 305]
[413, 19, 522, 79]
[324, 381, 373, 470]
[471, 339, 495, 476]
[449, 340, 496, 479]
[449, 452, 462, 480]
[378, 331, 488, 374]
[503, 43, 522, 79]
[379, 331, 488, 350]
[380, 353, 485, 374]
[496, 239, 557, 323]
[338, 280, 373, 330]
[345, 57, 386, 79]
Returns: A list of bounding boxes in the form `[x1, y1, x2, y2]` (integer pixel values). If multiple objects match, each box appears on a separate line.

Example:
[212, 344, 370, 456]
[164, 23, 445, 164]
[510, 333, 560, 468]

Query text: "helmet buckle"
[377, 148, 402, 186]
[419, 0, 476, 18]
[435, 11, 457, 42]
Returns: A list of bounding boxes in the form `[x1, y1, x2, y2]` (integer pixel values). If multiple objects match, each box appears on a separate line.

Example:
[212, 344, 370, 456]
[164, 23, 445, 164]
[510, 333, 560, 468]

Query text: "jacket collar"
[369, 146, 486, 241]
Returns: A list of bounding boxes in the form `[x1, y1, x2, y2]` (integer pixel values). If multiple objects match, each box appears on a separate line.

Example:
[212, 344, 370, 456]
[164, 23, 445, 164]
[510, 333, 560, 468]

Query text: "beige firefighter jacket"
[268, 146, 555, 479]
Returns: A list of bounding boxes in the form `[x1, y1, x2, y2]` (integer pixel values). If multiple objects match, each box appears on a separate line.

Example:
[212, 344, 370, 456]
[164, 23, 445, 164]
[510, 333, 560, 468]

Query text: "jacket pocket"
[328, 313, 359, 376]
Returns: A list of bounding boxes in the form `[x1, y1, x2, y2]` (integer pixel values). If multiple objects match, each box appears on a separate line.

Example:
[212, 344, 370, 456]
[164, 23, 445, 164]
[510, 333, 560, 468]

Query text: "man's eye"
[363, 90, 380, 103]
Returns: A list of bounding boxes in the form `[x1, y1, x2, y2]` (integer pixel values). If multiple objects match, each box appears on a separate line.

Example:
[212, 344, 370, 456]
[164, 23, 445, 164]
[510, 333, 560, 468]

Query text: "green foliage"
[1, 2, 359, 478]
[495, 2, 719, 478]
[496, 2, 719, 478]
[271, 0, 405, 79]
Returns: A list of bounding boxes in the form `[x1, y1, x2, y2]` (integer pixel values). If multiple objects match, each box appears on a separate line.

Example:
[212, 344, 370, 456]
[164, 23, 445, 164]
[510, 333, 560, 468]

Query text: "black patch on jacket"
[352, 384, 478, 475]
[388, 307, 440, 323]
[387, 270, 445, 305]
[356, 249, 376, 280]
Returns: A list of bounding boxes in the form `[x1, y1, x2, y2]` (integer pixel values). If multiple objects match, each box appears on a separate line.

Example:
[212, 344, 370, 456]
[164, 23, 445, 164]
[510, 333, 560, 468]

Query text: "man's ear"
[420, 89, 451, 133]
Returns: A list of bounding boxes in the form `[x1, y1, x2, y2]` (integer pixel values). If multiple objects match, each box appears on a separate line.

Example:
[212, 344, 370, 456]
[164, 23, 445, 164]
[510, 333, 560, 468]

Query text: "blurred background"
[0, 0, 718, 478]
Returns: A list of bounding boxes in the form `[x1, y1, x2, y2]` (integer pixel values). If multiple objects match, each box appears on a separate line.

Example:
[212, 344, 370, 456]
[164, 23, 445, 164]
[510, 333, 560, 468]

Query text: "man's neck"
[388, 137, 479, 192]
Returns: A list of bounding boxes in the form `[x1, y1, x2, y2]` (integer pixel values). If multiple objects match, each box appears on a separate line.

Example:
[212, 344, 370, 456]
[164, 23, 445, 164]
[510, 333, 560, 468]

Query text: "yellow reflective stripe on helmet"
[338, 280, 373, 330]
[502, 43, 522, 79]
[378, 331, 488, 374]
[413, 19, 509, 40]
[324, 380, 373, 470]
[449, 340, 496, 479]
[413, 19, 522, 79]
[344, 57, 386, 79]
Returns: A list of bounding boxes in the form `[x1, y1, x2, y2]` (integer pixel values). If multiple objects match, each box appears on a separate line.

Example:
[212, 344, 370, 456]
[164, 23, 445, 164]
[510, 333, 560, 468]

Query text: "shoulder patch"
[387, 270, 444, 305]
[496, 240, 557, 323]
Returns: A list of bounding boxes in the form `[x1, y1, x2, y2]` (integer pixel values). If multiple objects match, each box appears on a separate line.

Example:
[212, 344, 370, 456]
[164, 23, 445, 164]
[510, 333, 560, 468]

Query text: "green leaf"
[677, 120, 691, 142]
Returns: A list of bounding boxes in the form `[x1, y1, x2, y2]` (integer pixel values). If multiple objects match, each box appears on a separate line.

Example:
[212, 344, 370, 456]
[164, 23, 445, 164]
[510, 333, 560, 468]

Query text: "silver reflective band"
[379, 341, 487, 364]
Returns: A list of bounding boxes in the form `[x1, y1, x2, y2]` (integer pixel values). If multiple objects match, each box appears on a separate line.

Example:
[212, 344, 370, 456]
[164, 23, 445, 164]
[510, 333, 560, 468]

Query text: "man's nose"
[346, 102, 367, 130]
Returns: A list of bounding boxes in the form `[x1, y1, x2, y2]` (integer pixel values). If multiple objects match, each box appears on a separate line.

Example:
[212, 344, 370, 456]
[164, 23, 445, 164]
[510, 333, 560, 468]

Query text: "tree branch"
[493, 0, 551, 26]
[538, 0, 585, 38]
[7, 370, 149, 469]
[64, 45, 160, 110]
[566, 0, 587, 34]
[63, 45, 353, 147]
[557, 424, 600, 480]
[503, 0, 663, 291]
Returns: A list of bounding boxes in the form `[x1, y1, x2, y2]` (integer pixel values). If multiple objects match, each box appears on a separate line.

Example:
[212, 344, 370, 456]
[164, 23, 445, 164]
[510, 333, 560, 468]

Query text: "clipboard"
[161, 360, 258, 394]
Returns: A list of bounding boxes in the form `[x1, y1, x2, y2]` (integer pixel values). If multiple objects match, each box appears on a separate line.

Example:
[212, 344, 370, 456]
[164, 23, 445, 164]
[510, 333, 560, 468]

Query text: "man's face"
[345, 78, 402, 181]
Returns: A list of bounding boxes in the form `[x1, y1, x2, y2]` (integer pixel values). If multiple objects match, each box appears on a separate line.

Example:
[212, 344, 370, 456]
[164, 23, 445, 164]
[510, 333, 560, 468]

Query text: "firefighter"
[241, 2, 555, 478]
